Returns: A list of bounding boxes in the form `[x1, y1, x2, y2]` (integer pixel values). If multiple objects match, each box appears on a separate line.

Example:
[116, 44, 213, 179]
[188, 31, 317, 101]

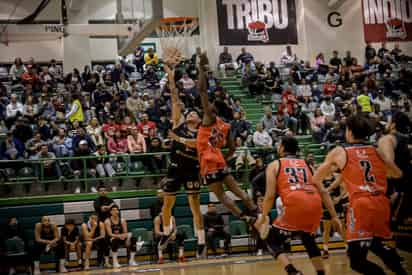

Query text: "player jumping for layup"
[312, 114, 407, 275]
[158, 57, 206, 258]
[256, 136, 332, 275]
[196, 53, 258, 224]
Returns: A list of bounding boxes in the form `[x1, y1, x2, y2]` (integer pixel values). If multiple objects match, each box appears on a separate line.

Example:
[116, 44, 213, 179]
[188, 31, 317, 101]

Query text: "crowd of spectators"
[0, 42, 411, 194]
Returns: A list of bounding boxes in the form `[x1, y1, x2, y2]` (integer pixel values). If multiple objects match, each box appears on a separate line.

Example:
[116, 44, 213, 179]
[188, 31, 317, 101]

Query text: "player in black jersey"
[379, 111, 412, 249]
[81, 213, 110, 269]
[159, 58, 206, 258]
[321, 173, 348, 258]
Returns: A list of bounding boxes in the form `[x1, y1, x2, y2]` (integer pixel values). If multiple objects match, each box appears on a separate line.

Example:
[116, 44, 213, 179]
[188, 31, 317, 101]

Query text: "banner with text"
[216, 0, 298, 45]
[362, 0, 412, 42]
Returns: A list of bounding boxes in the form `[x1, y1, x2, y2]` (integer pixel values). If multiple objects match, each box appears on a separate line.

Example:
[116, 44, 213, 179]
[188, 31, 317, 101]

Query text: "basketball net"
[155, 17, 198, 60]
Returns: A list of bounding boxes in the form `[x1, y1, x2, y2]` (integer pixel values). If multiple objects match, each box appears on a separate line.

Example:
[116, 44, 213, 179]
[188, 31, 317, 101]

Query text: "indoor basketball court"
[0, 0, 411, 275]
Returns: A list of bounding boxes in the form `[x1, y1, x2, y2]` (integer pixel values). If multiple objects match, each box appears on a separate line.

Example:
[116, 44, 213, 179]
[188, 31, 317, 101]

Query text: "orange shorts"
[199, 147, 227, 177]
[346, 195, 392, 242]
[273, 192, 322, 234]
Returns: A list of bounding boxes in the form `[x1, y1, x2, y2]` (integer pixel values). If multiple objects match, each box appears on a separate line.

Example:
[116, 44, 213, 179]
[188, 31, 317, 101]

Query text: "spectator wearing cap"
[72, 128, 96, 153]
[34, 143, 63, 180]
[61, 219, 82, 267]
[71, 139, 97, 193]
[137, 113, 156, 140]
[66, 94, 84, 124]
[6, 94, 24, 129]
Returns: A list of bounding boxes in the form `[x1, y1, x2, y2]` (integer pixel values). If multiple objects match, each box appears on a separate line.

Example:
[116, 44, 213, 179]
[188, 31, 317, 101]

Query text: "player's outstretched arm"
[164, 64, 182, 129]
[198, 53, 215, 126]
[313, 147, 344, 235]
[377, 135, 403, 179]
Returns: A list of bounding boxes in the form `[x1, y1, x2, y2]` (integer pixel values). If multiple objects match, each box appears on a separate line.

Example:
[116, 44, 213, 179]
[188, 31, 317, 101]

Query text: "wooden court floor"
[64, 250, 412, 275]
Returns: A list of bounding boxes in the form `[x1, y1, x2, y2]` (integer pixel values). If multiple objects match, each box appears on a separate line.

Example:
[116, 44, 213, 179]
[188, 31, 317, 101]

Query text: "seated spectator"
[85, 118, 103, 147]
[126, 91, 145, 120]
[147, 137, 165, 172]
[25, 131, 44, 157]
[365, 42, 377, 64]
[390, 43, 403, 62]
[296, 79, 312, 99]
[146, 99, 162, 124]
[253, 122, 272, 147]
[120, 116, 136, 132]
[21, 65, 38, 86]
[218, 46, 238, 76]
[52, 128, 73, 157]
[94, 144, 115, 179]
[207, 71, 219, 93]
[237, 47, 255, 73]
[264, 68, 282, 95]
[320, 96, 336, 120]
[261, 106, 277, 132]
[81, 213, 110, 270]
[23, 95, 38, 123]
[280, 45, 297, 65]
[39, 67, 54, 85]
[138, 113, 157, 139]
[34, 143, 63, 180]
[127, 127, 146, 154]
[323, 79, 337, 96]
[72, 127, 96, 152]
[154, 212, 185, 263]
[0, 131, 24, 160]
[71, 140, 97, 193]
[204, 203, 231, 256]
[6, 94, 24, 129]
[311, 108, 326, 143]
[104, 205, 137, 267]
[33, 216, 66, 274]
[323, 121, 345, 145]
[107, 129, 128, 154]
[230, 112, 250, 141]
[61, 219, 82, 267]
[37, 116, 52, 141]
[373, 90, 391, 118]
[9, 57, 27, 81]
[144, 48, 158, 66]
[102, 115, 119, 139]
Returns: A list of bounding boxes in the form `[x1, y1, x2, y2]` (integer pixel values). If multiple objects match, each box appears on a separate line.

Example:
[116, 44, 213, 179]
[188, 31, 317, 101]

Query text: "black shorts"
[162, 165, 200, 194]
[203, 168, 231, 185]
[322, 202, 347, 220]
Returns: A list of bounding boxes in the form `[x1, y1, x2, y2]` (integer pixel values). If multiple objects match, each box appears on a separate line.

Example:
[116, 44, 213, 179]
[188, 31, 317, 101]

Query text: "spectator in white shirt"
[296, 79, 312, 99]
[178, 73, 196, 92]
[6, 94, 24, 128]
[9, 57, 27, 81]
[253, 123, 272, 147]
[320, 96, 335, 120]
[373, 90, 392, 117]
[280, 45, 297, 65]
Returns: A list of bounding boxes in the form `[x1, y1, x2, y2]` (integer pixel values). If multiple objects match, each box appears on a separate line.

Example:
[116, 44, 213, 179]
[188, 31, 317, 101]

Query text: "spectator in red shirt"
[120, 116, 136, 132]
[102, 115, 119, 139]
[137, 113, 156, 139]
[21, 65, 38, 85]
[323, 79, 337, 96]
[107, 129, 128, 154]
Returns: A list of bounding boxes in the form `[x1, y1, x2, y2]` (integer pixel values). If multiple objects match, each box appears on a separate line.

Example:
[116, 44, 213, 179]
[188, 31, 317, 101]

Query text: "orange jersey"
[273, 158, 322, 233]
[197, 117, 231, 176]
[341, 145, 391, 241]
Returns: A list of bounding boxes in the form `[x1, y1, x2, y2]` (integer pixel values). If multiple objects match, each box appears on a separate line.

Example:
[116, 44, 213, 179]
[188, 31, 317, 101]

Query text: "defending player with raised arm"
[158, 49, 206, 258]
[196, 52, 258, 225]
[256, 136, 328, 275]
[312, 114, 406, 275]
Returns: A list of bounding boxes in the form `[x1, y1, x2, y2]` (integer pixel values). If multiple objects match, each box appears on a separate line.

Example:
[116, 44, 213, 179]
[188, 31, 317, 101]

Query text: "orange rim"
[157, 17, 198, 31]
[159, 16, 197, 24]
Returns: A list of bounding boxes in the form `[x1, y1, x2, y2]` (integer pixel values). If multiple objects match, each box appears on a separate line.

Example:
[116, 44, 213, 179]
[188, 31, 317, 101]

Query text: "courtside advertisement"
[362, 0, 412, 42]
[216, 0, 298, 45]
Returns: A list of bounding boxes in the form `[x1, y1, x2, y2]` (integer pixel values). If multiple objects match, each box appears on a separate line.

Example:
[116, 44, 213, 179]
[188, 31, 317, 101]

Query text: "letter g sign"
[328, 12, 342, 27]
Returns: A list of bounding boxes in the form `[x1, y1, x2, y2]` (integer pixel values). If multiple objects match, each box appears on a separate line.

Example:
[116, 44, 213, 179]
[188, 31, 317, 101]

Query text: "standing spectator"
[253, 122, 272, 147]
[134, 46, 145, 73]
[329, 50, 342, 72]
[191, 47, 202, 66]
[378, 42, 389, 59]
[204, 203, 231, 256]
[365, 42, 376, 64]
[61, 219, 82, 267]
[94, 185, 114, 222]
[21, 65, 38, 86]
[144, 48, 158, 66]
[236, 48, 254, 70]
[33, 216, 66, 275]
[343, 50, 354, 67]
[218, 46, 237, 76]
[104, 205, 138, 267]
[81, 213, 110, 269]
[9, 57, 26, 81]
[315, 53, 326, 69]
[357, 87, 373, 114]
[66, 94, 84, 124]
[6, 94, 24, 129]
[280, 45, 297, 65]
[320, 97, 336, 120]
[137, 113, 156, 139]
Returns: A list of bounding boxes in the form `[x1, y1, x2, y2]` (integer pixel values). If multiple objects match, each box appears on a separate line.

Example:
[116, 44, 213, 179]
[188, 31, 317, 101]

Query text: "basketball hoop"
[155, 17, 198, 60]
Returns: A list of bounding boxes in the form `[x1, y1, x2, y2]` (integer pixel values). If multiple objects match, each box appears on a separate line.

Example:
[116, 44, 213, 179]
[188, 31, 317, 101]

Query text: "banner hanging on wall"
[362, 0, 412, 42]
[216, 0, 298, 45]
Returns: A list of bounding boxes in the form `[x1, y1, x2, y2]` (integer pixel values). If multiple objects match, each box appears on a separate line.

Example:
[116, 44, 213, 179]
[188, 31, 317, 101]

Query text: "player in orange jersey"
[312, 114, 407, 275]
[256, 136, 331, 275]
[196, 53, 258, 224]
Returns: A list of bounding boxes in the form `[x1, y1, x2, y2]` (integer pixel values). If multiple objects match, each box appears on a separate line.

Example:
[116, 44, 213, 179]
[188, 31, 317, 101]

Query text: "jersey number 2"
[360, 160, 376, 183]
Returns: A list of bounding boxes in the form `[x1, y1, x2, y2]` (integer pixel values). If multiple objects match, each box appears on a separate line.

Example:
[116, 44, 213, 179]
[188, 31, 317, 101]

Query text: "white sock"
[112, 252, 119, 263]
[197, 229, 205, 245]
[158, 248, 163, 258]
[130, 252, 136, 261]
[34, 261, 40, 269]
[104, 256, 110, 264]
[178, 247, 184, 258]
[59, 259, 66, 265]
[323, 244, 328, 251]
